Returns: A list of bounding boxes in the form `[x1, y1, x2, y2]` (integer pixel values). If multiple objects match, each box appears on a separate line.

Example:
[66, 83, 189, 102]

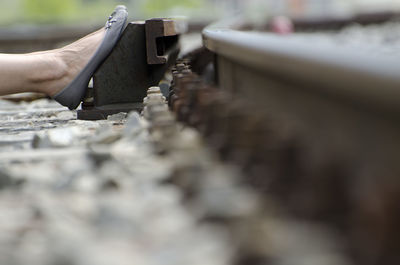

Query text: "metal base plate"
[77, 103, 143, 120]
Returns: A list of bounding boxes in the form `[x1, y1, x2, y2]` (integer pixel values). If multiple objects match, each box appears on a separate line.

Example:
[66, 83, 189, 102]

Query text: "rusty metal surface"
[169, 58, 400, 265]
[173, 17, 400, 265]
[145, 18, 186, 65]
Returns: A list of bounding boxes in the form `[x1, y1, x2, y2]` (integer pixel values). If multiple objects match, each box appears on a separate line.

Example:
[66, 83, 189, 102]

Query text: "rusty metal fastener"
[176, 63, 186, 72]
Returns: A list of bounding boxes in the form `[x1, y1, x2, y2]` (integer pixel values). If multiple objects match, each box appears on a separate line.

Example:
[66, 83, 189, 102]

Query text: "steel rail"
[203, 19, 400, 115]
[196, 18, 400, 265]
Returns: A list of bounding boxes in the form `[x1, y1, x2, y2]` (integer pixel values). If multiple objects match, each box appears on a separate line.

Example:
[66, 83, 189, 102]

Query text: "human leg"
[0, 5, 127, 110]
[0, 28, 105, 97]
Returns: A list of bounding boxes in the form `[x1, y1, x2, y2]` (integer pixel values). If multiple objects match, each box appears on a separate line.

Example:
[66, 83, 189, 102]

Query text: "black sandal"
[54, 5, 128, 110]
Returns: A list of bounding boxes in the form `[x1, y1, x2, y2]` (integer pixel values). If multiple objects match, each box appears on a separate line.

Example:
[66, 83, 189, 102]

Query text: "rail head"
[202, 19, 400, 115]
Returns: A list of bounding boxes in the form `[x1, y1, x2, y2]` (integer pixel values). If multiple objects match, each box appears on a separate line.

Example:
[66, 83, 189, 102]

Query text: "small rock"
[55, 111, 76, 120]
[89, 125, 121, 145]
[32, 127, 83, 148]
[107, 112, 128, 122]
[123, 112, 147, 137]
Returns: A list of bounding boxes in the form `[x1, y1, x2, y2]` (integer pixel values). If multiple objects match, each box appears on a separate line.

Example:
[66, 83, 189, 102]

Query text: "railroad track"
[169, 13, 400, 265]
[0, 14, 398, 265]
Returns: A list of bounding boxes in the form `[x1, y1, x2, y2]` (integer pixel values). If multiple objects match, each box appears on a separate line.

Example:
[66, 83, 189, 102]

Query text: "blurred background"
[0, 0, 400, 53]
[0, 0, 219, 53]
[1, 0, 400, 26]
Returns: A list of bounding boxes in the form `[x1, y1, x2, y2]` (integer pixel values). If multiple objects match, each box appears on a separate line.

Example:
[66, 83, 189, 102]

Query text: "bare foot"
[39, 28, 106, 97]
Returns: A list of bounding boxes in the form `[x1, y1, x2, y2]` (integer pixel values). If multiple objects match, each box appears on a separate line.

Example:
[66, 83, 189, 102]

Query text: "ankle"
[34, 28, 105, 99]
[29, 51, 69, 96]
